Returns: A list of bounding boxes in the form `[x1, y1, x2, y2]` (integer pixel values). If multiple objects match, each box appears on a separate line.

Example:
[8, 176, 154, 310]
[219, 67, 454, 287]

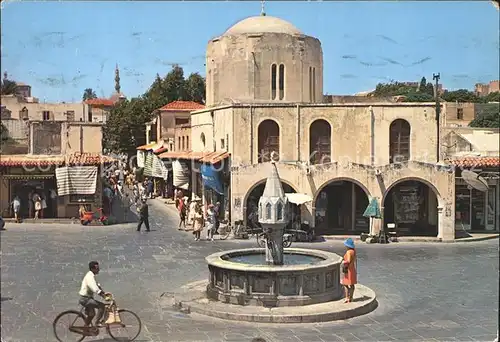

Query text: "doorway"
[314, 180, 369, 234]
[10, 178, 57, 219]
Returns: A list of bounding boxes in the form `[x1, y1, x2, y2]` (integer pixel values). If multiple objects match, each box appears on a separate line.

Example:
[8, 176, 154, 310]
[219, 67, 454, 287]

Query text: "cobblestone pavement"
[1, 199, 498, 342]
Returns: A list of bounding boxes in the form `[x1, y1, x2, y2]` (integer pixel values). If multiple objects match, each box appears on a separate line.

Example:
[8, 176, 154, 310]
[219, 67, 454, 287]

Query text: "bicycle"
[256, 232, 292, 248]
[219, 220, 248, 240]
[53, 293, 142, 341]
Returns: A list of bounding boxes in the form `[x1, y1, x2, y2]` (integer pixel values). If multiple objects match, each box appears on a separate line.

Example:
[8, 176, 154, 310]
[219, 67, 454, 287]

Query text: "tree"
[82, 88, 97, 101]
[184, 73, 206, 104]
[441, 89, 479, 103]
[482, 91, 500, 103]
[469, 103, 500, 128]
[1, 78, 17, 95]
[103, 65, 206, 155]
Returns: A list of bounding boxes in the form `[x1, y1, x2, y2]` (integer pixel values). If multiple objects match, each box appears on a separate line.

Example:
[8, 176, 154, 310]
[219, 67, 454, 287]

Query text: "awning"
[158, 151, 205, 160]
[199, 151, 230, 164]
[136, 150, 145, 168]
[1, 174, 55, 180]
[55, 166, 98, 196]
[201, 164, 223, 194]
[172, 160, 190, 190]
[285, 193, 313, 205]
[136, 142, 157, 151]
[143, 152, 154, 177]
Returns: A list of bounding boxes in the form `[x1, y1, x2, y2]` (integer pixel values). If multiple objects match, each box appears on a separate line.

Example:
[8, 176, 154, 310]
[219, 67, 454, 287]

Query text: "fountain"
[175, 160, 377, 323]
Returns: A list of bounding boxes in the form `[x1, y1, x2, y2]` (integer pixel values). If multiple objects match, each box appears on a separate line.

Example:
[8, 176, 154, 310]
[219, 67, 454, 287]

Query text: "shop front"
[455, 175, 500, 232]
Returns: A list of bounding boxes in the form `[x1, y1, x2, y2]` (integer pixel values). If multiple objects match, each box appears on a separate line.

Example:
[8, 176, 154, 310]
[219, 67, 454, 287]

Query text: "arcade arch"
[383, 178, 439, 237]
[314, 178, 370, 235]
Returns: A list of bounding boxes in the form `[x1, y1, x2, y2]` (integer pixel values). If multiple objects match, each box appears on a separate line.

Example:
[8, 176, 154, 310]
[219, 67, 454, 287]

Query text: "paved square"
[1, 200, 498, 342]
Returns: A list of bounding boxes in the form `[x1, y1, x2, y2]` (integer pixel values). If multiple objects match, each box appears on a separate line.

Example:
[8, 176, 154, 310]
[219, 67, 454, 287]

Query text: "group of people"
[11, 189, 56, 222]
[175, 190, 221, 242]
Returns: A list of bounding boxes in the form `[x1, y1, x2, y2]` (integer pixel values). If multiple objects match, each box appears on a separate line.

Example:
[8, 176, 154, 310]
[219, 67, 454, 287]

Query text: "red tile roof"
[158, 101, 204, 112]
[85, 98, 116, 106]
[0, 153, 116, 167]
[157, 150, 230, 164]
[449, 157, 500, 168]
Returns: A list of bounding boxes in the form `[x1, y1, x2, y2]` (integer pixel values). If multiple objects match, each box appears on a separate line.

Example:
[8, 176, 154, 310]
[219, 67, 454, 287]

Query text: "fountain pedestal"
[262, 226, 284, 265]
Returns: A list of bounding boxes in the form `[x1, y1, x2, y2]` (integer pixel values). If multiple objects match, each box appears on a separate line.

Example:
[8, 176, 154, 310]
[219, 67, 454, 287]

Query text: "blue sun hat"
[344, 238, 355, 249]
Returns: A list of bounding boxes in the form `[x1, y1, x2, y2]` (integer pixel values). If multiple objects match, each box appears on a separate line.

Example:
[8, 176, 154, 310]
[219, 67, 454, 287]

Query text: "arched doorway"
[314, 180, 370, 234]
[383, 180, 439, 237]
[245, 181, 298, 229]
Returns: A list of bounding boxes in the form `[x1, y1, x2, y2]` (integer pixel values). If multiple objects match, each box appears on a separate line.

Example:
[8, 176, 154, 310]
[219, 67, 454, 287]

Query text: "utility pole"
[433, 73, 441, 163]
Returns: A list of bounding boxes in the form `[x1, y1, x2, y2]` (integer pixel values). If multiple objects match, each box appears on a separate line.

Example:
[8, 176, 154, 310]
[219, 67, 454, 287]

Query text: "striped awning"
[55, 166, 98, 196]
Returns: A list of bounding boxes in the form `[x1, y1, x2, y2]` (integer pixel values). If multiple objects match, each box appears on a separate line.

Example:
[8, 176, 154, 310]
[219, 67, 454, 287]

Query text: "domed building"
[205, 15, 323, 105]
[159, 11, 497, 241]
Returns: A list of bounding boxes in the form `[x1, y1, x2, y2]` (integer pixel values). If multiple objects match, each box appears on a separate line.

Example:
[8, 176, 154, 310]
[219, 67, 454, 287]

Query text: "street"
[1, 199, 498, 342]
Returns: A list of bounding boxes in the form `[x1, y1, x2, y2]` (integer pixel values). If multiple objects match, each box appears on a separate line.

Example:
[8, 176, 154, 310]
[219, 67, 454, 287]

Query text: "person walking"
[40, 194, 47, 218]
[32, 192, 42, 219]
[136, 198, 150, 232]
[192, 203, 204, 241]
[213, 201, 221, 234]
[341, 238, 357, 303]
[12, 195, 21, 223]
[206, 204, 216, 241]
[177, 198, 187, 230]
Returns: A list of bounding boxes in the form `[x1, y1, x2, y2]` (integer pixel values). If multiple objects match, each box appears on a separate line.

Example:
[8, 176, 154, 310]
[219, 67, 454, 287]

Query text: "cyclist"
[78, 261, 108, 327]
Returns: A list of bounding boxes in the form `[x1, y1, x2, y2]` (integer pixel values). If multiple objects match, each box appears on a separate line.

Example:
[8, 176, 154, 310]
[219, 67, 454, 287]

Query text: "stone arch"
[313, 177, 371, 204]
[382, 176, 441, 205]
[243, 178, 298, 229]
[382, 177, 441, 237]
[309, 119, 332, 165]
[257, 119, 280, 163]
[313, 178, 371, 234]
[389, 118, 411, 163]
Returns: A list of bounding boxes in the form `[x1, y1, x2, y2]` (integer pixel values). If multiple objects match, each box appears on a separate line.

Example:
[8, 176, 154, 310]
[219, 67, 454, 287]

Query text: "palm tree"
[82, 88, 97, 101]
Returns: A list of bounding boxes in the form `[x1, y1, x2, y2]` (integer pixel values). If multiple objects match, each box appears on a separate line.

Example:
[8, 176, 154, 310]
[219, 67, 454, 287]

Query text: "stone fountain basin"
[206, 248, 343, 307]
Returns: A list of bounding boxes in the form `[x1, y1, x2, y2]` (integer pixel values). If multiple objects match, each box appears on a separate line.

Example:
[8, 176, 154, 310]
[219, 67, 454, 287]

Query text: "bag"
[342, 261, 349, 274]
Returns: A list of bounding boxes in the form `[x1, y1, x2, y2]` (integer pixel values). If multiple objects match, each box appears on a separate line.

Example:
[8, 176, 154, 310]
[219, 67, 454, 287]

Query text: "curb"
[320, 234, 499, 243]
[176, 281, 378, 324]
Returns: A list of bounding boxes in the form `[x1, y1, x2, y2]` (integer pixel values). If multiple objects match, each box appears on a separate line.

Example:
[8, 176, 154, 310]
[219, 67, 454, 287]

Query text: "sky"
[1, 1, 499, 103]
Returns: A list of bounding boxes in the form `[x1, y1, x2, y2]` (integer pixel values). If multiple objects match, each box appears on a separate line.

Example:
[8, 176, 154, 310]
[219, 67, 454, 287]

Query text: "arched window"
[200, 133, 206, 148]
[276, 202, 283, 221]
[271, 64, 277, 100]
[186, 136, 189, 150]
[389, 119, 411, 163]
[182, 136, 185, 150]
[309, 67, 316, 102]
[258, 119, 280, 163]
[178, 137, 181, 150]
[278, 64, 285, 100]
[265, 202, 272, 220]
[309, 119, 331, 164]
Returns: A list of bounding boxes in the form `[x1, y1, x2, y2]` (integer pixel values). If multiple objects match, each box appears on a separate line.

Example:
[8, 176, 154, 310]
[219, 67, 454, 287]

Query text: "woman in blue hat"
[341, 238, 357, 303]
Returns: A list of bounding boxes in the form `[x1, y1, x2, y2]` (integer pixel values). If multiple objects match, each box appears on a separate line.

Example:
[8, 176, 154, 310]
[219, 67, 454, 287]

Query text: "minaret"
[114, 64, 121, 94]
[258, 153, 289, 265]
[260, 0, 266, 16]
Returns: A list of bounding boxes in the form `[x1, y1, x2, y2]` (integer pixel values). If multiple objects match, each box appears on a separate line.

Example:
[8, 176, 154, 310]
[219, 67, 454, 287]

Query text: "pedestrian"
[12, 195, 21, 223]
[187, 198, 197, 227]
[341, 238, 357, 303]
[206, 204, 216, 241]
[192, 202, 204, 241]
[40, 194, 47, 218]
[214, 201, 221, 233]
[147, 179, 154, 198]
[32, 192, 42, 219]
[178, 198, 187, 230]
[136, 198, 150, 232]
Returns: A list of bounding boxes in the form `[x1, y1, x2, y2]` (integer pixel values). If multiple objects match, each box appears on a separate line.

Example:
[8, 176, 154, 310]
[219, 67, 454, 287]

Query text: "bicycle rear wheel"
[256, 233, 266, 247]
[53, 310, 86, 342]
[107, 309, 142, 341]
[219, 225, 231, 240]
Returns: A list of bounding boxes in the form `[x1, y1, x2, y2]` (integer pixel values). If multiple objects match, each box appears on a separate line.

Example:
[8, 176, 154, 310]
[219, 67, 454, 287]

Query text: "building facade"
[184, 14, 471, 240]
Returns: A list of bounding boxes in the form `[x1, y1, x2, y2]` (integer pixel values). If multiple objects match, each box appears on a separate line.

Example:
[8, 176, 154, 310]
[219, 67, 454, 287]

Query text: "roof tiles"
[158, 101, 204, 112]
[449, 157, 500, 168]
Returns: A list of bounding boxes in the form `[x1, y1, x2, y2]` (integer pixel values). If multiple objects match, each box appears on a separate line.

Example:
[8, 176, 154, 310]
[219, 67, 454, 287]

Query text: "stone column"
[438, 204, 455, 241]
[263, 225, 285, 265]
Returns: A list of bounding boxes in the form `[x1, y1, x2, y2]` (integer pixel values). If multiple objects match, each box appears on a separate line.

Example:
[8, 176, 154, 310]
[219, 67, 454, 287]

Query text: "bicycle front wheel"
[219, 225, 231, 240]
[53, 310, 86, 342]
[107, 309, 142, 341]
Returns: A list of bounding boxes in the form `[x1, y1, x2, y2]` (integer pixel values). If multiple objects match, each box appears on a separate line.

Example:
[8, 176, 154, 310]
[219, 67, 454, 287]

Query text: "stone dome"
[223, 15, 303, 36]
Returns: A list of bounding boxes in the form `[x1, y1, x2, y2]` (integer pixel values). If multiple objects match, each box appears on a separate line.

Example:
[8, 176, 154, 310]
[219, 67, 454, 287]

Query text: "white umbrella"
[285, 193, 313, 205]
